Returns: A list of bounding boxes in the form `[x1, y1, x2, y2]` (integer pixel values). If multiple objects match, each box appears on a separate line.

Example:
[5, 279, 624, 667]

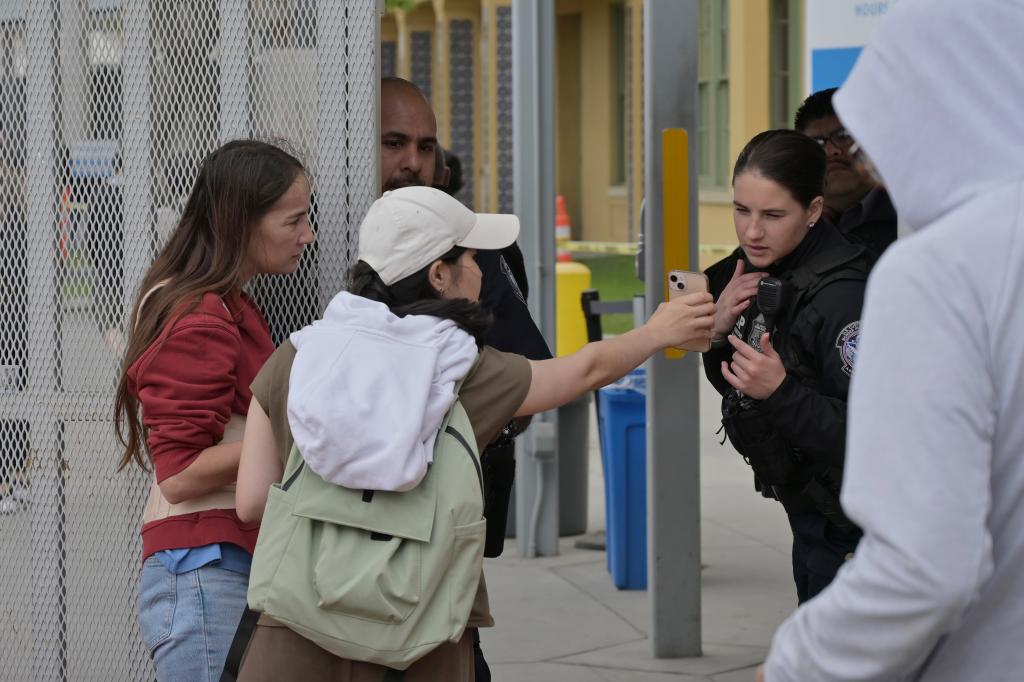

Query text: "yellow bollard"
[556, 261, 592, 357]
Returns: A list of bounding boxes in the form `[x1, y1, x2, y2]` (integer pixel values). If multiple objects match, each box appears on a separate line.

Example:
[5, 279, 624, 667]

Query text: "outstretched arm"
[516, 292, 715, 416]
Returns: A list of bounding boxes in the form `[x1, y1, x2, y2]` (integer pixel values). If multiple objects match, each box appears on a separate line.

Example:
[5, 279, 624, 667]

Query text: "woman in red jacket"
[114, 140, 314, 681]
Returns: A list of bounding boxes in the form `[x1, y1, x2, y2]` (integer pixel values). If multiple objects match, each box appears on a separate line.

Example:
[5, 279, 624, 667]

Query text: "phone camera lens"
[669, 274, 678, 283]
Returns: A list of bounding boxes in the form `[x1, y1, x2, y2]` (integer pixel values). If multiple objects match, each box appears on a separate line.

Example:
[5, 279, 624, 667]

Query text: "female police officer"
[703, 129, 871, 603]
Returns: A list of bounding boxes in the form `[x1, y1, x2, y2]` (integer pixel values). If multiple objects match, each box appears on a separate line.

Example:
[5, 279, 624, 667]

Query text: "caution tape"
[565, 241, 737, 256]
[565, 241, 638, 255]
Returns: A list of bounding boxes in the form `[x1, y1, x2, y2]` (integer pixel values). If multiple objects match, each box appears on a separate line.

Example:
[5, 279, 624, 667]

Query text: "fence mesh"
[0, 0, 378, 678]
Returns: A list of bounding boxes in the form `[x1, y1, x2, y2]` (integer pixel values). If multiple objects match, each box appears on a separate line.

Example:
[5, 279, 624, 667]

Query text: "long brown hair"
[114, 140, 305, 471]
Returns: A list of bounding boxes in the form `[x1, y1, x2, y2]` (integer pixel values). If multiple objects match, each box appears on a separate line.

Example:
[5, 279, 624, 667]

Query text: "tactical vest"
[721, 244, 869, 530]
[771, 244, 870, 388]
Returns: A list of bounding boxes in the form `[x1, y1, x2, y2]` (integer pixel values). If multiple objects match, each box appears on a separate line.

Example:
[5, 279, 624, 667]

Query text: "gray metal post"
[122, 0, 152, 315]
[512, 0, 559, 558]
[59, 0, 88, 145]
[25, 0, 63, 676]
[219, 0, 249, 141]
[643, 0, 702, 657]
[315, 0, 380, 311]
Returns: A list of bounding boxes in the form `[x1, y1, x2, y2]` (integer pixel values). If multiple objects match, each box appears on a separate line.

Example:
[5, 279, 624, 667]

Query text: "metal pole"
[218, 0, 249, 142]
[25, 0, 63, 677]
[59, 0, 87, 145]
[121, 0, 151, 318]
[315, 0, 380, 311]
[512, 0, 558, 558]
[643, 0, 701, 657]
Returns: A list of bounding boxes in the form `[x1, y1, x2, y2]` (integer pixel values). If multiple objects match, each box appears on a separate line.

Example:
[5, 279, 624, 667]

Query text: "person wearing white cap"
[231, 186, 715, 680]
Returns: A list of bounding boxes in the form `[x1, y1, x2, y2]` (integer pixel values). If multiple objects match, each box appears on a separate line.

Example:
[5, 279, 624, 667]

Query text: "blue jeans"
[137, 556, 249, 681]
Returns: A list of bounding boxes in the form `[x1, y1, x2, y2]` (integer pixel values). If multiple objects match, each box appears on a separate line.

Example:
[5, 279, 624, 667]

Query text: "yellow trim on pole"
[663, 128, 689, 360]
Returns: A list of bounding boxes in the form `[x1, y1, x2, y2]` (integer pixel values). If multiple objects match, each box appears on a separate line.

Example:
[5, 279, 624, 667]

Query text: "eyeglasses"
[849, 142, 884, 185]
[810, 128, 854, 150]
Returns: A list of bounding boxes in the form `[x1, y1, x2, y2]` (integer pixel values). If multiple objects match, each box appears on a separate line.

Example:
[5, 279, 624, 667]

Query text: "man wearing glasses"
[795, 88, 897, 262]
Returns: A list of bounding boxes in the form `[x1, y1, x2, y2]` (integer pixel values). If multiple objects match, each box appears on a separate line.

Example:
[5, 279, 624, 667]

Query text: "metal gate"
[0, 0, 379, 678]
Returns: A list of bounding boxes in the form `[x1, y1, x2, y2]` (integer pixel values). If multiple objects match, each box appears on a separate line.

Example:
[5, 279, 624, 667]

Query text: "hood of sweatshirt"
[834, 0, 1024, 232]
[287, 292, 478, 491]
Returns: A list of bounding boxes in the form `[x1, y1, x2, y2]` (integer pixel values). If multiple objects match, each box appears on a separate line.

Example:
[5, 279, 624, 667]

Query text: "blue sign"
[811, 47, 863, 92]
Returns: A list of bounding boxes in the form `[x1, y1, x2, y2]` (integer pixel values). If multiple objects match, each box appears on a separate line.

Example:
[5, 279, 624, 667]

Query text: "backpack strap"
[219, 607, 260, 682]
[279, 441, 307, 492]
[437, 376, 470, 436]
[782, 244, 869, 312]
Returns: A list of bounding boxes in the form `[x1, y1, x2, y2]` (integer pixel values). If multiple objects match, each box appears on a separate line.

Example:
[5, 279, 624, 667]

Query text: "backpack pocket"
[247, 483, 297, 612]
[312, 526, 423, 624]
[290, 462, 439, 625]
[449, 518, 487, 631]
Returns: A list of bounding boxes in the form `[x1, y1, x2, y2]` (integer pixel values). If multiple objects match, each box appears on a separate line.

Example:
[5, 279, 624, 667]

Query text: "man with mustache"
[380, 77, 552, 682]
[381, 77, 441, 192]
[795, 88, 897, 263]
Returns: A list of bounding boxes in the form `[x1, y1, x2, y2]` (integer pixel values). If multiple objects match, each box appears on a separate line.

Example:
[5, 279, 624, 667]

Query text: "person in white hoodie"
[759, 0, 1024, 680]
[233, 185, 716, 680]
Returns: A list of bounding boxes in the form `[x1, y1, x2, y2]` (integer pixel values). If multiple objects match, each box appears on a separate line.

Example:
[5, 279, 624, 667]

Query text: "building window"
[771, 0, 802, 130]
[610, 2, 626, 186]
[410, 30, 432, 101]
[698, 0, 729, 189]
[381, 40, 396, 78]
[496, 5, 513, 214]
[449, 19, 474, 207]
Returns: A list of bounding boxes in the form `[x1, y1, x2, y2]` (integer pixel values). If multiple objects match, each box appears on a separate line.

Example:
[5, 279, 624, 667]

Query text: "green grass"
[576, 254, 644, 336]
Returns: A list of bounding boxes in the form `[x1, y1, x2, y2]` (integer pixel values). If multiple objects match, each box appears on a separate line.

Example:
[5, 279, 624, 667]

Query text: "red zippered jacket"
[127, 291, 274, 559]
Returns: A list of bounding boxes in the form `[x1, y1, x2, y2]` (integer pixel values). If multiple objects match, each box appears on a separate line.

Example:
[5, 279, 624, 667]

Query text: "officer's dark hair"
[793, 88, 838, 132]
[732, 129, 826, 208]
[348, 246, 493, 346]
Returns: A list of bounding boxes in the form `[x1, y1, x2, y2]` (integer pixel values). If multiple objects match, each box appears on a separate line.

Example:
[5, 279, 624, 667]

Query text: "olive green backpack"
[246, 392, 487, 670]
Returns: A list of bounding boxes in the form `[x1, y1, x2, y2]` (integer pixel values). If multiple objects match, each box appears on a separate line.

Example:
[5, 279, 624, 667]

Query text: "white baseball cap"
[358, 186, 521, 286]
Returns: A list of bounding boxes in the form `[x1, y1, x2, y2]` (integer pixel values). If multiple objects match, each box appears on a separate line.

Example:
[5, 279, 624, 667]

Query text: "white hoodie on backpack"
[286, 292, 478, 492]
[764, 1, 1024, 680]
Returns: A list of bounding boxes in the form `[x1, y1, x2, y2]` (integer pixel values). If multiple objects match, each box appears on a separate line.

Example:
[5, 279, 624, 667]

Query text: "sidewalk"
[481, 378, 797, 681]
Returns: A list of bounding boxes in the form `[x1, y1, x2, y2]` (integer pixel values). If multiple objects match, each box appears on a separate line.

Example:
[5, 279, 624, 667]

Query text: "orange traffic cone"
[556, 195, 573, 262]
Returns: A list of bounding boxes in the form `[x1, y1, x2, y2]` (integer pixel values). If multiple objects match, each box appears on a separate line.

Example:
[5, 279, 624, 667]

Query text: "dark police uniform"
[836, 186, 897, 264]
[478, 243, 551, 361]
[703, 221, 868, 603]
[472, 243, 551, 682]
[474, 244, 551, 563]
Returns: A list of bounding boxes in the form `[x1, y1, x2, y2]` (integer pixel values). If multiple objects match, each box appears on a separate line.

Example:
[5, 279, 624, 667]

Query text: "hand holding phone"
[667, 269, 712, 352]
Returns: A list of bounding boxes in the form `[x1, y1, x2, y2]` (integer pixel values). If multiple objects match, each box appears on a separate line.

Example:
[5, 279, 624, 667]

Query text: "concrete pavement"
[481, 377, 798, 681]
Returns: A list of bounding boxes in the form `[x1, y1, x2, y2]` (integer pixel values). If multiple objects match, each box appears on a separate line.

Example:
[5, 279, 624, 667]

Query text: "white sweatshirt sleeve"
[764, 241, 996, 682]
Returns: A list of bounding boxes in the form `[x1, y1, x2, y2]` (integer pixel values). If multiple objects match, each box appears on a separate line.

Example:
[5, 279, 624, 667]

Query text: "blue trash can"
[598, 368, 647, 590]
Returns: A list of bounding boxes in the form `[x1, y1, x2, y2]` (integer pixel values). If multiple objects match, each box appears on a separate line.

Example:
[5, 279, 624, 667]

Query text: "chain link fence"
[0, 0, 378, 678]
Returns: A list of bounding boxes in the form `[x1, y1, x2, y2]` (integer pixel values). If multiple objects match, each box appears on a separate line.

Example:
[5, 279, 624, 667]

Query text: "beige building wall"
[557, 0, 615, 243]
[699, 0, 772, 270]
[556, 11, 583, 238]
[385, 0, 782, 263]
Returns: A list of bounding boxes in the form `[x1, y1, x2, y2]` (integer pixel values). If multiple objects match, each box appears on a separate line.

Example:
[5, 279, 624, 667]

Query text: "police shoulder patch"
[834, 321, 860, 377]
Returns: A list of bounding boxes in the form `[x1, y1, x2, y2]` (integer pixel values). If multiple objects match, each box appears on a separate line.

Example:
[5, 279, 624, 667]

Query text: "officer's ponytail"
[732, 130, 826, 208]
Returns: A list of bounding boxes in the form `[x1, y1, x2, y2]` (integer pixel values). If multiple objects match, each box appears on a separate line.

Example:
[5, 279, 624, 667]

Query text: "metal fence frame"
[0, 1, 379, 678]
